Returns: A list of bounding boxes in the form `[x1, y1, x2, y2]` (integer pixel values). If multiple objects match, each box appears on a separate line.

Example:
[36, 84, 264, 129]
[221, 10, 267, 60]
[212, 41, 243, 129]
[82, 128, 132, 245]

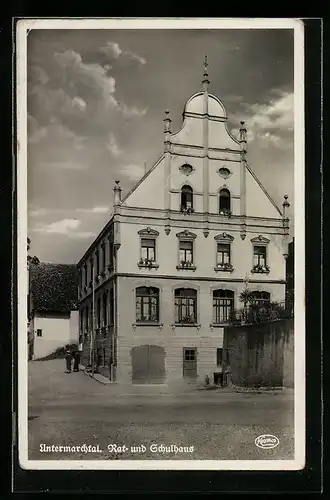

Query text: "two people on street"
[64, 339, 83, 373]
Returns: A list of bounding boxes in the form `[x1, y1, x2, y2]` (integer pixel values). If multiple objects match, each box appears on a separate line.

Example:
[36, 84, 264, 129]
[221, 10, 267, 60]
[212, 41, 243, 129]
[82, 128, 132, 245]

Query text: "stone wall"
[224, 318, 294, 388]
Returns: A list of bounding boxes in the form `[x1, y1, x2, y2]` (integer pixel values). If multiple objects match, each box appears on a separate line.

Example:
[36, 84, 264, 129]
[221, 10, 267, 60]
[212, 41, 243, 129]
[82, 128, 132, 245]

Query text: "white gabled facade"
[78, 62, 290, 385]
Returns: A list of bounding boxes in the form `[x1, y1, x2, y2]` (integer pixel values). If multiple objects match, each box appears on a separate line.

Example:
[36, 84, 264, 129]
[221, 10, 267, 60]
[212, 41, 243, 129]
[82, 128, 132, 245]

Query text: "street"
[28, 359, 294, 461]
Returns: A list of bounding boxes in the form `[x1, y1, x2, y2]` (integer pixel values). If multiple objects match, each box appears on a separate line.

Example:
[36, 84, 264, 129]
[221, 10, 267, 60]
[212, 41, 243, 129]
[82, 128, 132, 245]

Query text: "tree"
[27, 237, 40, 268]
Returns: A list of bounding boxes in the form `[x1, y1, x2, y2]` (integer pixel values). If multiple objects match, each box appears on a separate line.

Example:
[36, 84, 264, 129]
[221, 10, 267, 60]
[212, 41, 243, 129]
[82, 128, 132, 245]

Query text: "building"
[285, 238, 294, 313]
[28, 263, 79, 360]
[77, 61, 291, 385]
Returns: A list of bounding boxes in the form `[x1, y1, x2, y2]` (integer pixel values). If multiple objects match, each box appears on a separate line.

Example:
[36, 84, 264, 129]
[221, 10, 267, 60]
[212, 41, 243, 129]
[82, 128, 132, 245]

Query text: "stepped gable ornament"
[138, 227, 159, 236]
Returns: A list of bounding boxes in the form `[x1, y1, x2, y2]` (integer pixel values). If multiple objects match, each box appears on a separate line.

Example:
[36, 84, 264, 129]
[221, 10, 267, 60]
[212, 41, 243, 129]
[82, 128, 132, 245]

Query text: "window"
[85, 306, 89, 332]
[213, 289, 234, 324]
[175, 288, 197, 324]
[109, 288, 114, 325]
[250, 291, 270, 306]
[141, 238, 156, 262]
[181, 185, 193, 211]
[219, 188, 231, 214]
[36, 329, 42, 337]
[179, 240, 193, 264]
[84, 264, 88, 286]
[96, 249, 100, 277]
[97, 297, 101, 328]
[108, 240, 114, 270]
[89, 258, 93, 283]
[136, 287, 159, 322]
[80, 309, 84, 333]
[253, 245, 267, 267]
[101, 243, 106, 272]
[184, 349, 196, 361]
[103, 293, 108, 326]
[216, 348, 230, 366]
[217, 243, 230, 265]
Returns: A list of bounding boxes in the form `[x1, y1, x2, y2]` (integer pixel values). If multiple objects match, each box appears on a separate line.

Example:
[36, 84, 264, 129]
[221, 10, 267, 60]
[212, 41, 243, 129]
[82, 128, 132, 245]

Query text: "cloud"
[99, 41, 123, 59]
[70, 231, 97, 239]
[99, 41, 146, 65]
[34, 218, 81, 234]
[106, 132, 122, 156]
[27, 114, 47, 144]
[119, 164, 146, 182]
[230, 91, 293, 148]
[76, 206, 110, 214]
[120, 104, 148, 118]
[29, 207, 51, 217]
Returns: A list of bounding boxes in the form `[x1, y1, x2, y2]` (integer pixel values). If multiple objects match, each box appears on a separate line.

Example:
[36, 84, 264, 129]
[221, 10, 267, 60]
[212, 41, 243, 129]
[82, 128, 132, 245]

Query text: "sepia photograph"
[17, 18, 305, 470]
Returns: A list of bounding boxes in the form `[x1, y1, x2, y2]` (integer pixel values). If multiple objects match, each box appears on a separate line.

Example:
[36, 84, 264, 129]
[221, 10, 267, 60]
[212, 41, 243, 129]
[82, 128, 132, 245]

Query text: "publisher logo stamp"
[255, 434, 280, 449]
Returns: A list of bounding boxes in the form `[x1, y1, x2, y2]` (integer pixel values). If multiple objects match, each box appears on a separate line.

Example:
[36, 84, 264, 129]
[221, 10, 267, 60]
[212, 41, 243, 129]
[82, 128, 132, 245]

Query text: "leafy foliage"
[30, 263, 78, 313]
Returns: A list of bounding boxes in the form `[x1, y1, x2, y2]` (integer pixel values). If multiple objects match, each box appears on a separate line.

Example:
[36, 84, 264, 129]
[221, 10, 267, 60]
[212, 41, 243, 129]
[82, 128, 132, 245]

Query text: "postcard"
[17, 17, 305, 471]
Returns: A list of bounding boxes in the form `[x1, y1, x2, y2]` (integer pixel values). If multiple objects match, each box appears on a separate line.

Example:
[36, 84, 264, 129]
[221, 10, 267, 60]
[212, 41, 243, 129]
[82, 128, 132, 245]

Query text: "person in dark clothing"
[73, 346, 80, 372]
[64, 345, 72, 373]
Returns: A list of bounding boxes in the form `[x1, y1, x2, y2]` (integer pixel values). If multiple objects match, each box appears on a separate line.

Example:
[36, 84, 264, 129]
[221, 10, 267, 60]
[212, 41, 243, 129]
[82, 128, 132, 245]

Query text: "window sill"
[132, 322, 163, 330]
[172, 323, 201, 329]
[137, 263, 159, 269]
[210, 323, 228, 328]
[251, 267, 270, 275]
[176, 265, 197, 271]
[214, 265, 234, 273]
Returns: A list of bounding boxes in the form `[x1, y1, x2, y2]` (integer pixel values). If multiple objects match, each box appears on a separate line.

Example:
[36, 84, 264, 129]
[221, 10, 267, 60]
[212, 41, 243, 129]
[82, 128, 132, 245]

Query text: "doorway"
[183, 347, 197, 379]
[131, 345, 165, 384]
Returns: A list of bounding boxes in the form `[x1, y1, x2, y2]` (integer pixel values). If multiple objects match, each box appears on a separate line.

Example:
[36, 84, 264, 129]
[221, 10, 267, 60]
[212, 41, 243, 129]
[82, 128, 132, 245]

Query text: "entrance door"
[183, 348, 197, 379]
[131, 345, 165, 384]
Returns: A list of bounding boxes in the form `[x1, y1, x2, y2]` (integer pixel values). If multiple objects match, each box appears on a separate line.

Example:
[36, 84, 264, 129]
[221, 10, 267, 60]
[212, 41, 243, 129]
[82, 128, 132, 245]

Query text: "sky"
[27, 28, 294, 264]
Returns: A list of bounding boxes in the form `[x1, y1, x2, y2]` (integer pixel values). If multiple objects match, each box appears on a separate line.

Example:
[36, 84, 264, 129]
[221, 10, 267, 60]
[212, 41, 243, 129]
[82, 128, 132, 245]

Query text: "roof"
[30, 263, 78, 313]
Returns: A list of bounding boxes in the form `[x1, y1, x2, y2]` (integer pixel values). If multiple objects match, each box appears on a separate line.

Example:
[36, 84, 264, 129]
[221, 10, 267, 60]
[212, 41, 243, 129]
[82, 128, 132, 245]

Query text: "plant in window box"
[216, 262, 234, 272]
[138, 258, 155, 268]
[219, 208, 232, 217]
[181, 315, 196, 324]
[180, 260, 193, 268]
[180, 205, 195, 215]
[251, 264, 270, 274]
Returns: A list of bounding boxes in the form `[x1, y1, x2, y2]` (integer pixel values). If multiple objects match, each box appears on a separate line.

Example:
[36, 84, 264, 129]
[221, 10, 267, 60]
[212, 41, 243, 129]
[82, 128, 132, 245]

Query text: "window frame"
[251, 236, 270, 274]
[137, 228, 160, 269]
[176, 230, 197, 270]
[180, 184, 194, 212]
[219, 187, 231, 215]
[36, 329, 42, 337]
[135, 286, 160, 324]
[212, 289, 235, 325]
[174, 287, 198, 325]
[214, 233, 234, 272]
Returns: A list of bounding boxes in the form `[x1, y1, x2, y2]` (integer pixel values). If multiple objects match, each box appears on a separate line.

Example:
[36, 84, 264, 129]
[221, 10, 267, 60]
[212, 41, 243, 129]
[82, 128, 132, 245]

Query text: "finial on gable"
[163, 110, 172, 152]
[113, 180, 122, 205]
[239, 120, 247, 154]
[202, 55, 210, 91]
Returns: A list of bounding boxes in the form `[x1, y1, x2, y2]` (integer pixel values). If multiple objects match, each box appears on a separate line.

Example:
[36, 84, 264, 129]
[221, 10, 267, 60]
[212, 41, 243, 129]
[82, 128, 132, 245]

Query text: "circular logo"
[255, 434, 279, 449]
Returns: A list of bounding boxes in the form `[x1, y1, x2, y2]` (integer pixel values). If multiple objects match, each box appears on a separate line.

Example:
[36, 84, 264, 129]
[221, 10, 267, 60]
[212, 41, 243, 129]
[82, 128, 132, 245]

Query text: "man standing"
[64, 345, 72, 373]
[73, 336, 83, 372]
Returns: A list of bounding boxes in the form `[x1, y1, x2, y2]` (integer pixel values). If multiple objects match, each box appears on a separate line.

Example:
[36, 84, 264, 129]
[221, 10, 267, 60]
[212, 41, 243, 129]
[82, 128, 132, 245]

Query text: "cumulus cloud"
[99, 41, 146, 65]
[76, 206, 110, 214]
[106, 132, 122, 156]
[119, 164, 146, 181]
[230, 91, 293, 148]
[120, 103, 148, 118]
[70, 231, 97, 239]
[33, 218, 81, 234]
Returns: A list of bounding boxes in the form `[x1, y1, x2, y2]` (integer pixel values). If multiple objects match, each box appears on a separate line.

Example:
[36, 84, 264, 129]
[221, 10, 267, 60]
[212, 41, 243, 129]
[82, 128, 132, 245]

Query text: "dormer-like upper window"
[219, 188, 231, 215]
[181, 185, 194, 213]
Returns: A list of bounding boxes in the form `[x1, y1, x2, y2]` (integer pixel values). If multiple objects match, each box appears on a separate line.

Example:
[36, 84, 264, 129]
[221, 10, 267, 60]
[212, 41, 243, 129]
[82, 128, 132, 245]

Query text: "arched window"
[136, 287, 159, 323]
[250, 291, 270, 306]
[213, 289, 234, 324]
[219, 188, 231, 214]
[181, 185, 193, 211]
[175, 288, 197, 324]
